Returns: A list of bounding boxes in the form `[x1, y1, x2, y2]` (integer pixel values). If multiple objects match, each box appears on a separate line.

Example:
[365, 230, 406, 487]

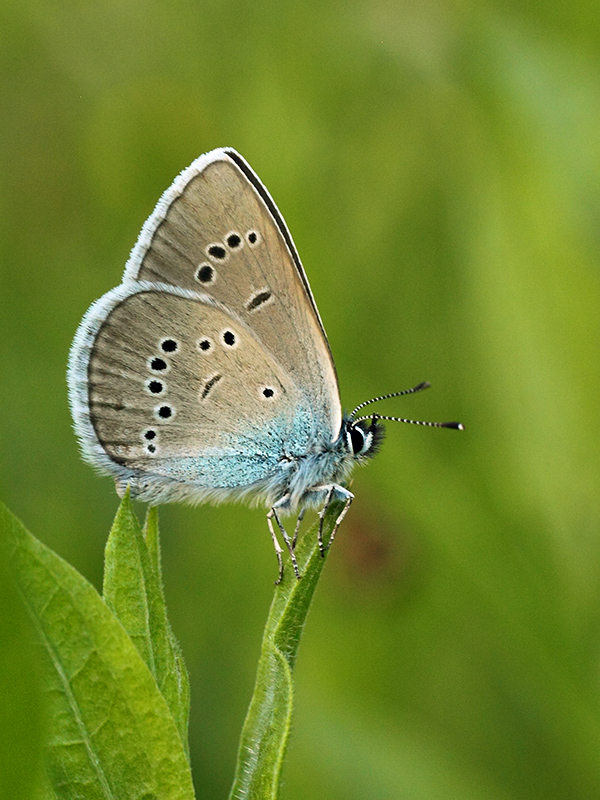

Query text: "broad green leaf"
[1, 501, 195, 800]
[229, 503, 341, 800]
[103, 495, 190, 756]
[0, 513, 44, 800]
[36, 769, 61, 800]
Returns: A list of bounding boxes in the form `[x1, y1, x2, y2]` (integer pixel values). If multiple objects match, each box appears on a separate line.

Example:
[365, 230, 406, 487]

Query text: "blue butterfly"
[68, 148, 462, 581]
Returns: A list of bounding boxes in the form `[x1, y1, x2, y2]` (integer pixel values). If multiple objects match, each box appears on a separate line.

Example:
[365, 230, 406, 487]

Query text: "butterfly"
[68, 148, 463, 582]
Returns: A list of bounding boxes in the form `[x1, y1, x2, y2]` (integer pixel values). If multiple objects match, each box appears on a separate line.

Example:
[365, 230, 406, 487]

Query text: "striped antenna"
[351, 381, 464, 430]
[349, 382, 431, 419]
[355, 413, 464, 430]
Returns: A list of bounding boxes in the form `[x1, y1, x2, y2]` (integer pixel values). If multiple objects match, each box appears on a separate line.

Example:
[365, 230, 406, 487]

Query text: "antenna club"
[441, 422, 465, 430]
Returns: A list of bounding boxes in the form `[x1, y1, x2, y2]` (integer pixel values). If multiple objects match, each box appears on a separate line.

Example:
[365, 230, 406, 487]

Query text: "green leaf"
[144, 507, 191, 757]
[229, 503, 342, 800]
[1, 500, 195, 800]
[103, 494, 190, 756]
[0, 510, 44, 800]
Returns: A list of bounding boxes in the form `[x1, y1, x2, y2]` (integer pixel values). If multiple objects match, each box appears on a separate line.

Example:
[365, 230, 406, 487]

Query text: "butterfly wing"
[124, 148, 342, 438]
[69, 282, 316, 505]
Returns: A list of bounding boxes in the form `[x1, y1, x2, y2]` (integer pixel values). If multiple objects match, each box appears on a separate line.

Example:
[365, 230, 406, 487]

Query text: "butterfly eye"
[347, 424, 373, 456]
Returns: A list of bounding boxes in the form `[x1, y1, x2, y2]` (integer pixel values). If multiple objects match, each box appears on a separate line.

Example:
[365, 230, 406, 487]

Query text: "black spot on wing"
[247, 290, 272, 311]
[201, 374, 222, 400]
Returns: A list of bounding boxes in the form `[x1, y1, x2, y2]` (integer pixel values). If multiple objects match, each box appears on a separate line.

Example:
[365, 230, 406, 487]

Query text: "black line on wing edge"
[225, 151, 304, 275]
[224, 149, 340, 385]
[224, 151, 321, 309]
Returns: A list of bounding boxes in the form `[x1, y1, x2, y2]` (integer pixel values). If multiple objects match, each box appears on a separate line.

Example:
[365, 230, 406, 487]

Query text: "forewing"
[125, 149, 342, 438]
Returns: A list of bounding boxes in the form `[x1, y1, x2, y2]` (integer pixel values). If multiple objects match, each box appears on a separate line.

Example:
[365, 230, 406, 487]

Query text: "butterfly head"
[344, 381, 464, 462]
[343, 416, 385, 461]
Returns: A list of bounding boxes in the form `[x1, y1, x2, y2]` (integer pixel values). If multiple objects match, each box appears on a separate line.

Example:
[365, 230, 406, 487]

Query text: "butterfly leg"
[316, 484, 354, 556]
[267, 502, 301, 584]
[292, 508, 306, 549]
[266, 512, 285, 585]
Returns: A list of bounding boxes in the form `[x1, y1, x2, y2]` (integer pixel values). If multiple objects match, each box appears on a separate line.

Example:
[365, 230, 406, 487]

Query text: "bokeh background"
[2, 1, 600, 798]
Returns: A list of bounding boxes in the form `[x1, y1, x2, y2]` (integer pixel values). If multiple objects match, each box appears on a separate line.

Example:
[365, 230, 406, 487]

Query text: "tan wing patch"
[88, 289, 302, 465]
[131, 155, 341, 438]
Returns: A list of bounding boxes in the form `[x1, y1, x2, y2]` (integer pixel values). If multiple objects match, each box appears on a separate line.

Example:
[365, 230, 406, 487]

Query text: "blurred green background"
[2, 1, 600, 798]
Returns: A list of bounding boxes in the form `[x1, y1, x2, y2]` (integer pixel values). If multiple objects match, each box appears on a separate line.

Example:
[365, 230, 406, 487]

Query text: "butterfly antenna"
[355, 413, 464, 430]
[349, 381, 431, 419]
[351, 381, 464, 430]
